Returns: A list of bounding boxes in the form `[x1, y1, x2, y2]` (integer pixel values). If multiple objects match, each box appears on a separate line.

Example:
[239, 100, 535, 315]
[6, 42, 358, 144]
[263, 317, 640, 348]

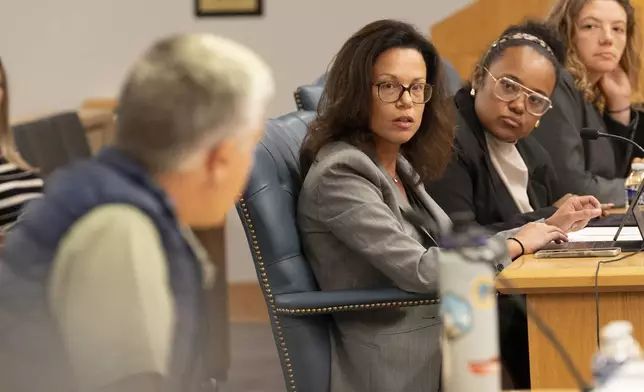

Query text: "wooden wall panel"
[632, 0, 644, 100]
[431, 0, 556, 81]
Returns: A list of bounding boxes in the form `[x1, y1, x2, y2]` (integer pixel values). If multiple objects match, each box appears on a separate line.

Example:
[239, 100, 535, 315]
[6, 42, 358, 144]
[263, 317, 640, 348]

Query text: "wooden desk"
[496, 252, 644, 388]
[82, 98, 118, 111]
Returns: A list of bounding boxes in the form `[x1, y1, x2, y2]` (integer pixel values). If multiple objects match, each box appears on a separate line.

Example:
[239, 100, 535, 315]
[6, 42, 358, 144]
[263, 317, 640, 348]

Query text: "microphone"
[581, 128, 644, 155]
[580, 128, 644, 242]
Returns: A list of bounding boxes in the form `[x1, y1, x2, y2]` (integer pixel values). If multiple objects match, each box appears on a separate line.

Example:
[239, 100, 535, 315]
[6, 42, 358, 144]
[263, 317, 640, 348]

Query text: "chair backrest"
[294, 57, 463, 111]
[294, 85, 324, 112]
[441, 57, 462, 96]
[236, 110, 331, 392]
[13, 111, 92, 177]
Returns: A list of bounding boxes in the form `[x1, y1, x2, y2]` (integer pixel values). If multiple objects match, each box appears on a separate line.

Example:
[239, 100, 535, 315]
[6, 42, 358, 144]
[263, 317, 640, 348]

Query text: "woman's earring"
[470, 88, 476, 96]
[535, 120, 541, 128]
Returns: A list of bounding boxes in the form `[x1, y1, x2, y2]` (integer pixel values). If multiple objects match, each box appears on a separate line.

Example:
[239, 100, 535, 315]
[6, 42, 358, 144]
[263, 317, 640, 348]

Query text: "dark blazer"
[426, 89, 563, 232]
[531, 70, 639, 205]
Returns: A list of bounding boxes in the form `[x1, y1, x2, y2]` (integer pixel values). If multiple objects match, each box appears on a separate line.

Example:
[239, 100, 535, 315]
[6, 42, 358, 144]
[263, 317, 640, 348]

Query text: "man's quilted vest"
[0, 147, 208, 392]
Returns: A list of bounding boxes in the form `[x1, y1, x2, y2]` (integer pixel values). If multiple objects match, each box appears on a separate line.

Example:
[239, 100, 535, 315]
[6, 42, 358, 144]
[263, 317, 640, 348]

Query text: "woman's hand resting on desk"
[545, 195, 603, 232]
[506, 222, 568, 259]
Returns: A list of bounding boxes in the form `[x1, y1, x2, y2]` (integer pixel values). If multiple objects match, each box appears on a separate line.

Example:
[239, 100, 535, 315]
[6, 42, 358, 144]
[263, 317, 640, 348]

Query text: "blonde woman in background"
[0, 57, 43, 230]
[532, 0, 642, 205]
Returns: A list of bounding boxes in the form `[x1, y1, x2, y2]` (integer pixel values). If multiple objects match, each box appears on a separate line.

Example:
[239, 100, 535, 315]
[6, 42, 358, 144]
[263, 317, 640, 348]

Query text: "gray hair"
[115, 34, 274, 173]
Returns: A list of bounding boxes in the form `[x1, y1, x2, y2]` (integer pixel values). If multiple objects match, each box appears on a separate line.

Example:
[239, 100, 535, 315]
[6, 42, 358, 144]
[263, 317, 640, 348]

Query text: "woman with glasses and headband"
[298, 19, 573, 392]
[427, 21, 603, 233]
[530, 0, 642, 205]
[426, 21, 603, 389]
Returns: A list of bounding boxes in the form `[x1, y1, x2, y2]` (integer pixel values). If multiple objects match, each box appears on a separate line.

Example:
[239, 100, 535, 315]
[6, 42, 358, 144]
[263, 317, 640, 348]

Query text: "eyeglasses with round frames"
[483, 68, 552, 116]
[373, 81, 433, 104]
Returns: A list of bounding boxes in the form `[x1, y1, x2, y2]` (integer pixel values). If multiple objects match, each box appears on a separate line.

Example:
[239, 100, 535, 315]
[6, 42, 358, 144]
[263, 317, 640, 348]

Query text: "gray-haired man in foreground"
[0, 34, 273, 392]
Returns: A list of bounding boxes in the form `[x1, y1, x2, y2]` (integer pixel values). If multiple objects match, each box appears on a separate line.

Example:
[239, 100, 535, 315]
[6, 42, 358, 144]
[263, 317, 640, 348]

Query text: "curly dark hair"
[469, 19, 566, 90]
[299, 19, 456, 182]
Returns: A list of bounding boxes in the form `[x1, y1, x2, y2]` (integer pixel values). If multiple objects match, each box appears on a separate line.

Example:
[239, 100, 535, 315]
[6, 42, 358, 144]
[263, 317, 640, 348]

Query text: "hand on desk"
[510, 222, 568, 257]
[545, 195, 603, 232]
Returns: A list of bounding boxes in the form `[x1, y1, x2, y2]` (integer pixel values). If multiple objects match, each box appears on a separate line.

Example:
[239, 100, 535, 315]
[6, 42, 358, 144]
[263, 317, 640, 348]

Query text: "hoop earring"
[535, 120, 540, 128]
[470, 88, 476, 96]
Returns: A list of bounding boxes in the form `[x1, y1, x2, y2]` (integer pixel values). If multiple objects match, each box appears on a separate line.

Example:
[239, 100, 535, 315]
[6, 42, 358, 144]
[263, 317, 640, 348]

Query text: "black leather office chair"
[294, 57, 463, 112]
[13, 111, 92, 177]
[235, 110, 439, 392]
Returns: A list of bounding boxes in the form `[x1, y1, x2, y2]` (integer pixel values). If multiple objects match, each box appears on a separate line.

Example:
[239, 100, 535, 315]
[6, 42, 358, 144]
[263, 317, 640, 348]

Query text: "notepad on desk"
[567, 226, 643, 242]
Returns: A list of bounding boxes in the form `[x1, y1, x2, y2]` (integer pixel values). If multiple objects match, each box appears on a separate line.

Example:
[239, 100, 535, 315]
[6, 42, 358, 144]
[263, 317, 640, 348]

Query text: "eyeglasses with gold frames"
[483, 68, 552, 116]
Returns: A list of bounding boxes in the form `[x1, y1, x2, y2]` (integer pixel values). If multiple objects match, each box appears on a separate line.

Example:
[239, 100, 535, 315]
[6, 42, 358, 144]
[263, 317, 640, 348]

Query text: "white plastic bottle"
[439, 219, 505, 392]
[591, 321, 643, 388]
[624, 162, 644, 207]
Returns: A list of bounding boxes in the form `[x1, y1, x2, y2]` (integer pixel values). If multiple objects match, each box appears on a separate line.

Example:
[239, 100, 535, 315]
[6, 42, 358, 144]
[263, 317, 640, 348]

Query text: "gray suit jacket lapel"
[397, 156, 452, 238]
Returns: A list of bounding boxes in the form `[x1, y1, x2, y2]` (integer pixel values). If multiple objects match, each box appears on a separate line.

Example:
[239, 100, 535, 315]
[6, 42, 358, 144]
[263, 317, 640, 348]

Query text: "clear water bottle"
[624, 162, 644, 207]
[439, 217, 506, 392]
[592, 320, 643, 388]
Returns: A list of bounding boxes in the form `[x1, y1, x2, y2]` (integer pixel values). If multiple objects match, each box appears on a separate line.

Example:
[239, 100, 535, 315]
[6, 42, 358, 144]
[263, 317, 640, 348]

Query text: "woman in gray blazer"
[297, 20, 592, 392]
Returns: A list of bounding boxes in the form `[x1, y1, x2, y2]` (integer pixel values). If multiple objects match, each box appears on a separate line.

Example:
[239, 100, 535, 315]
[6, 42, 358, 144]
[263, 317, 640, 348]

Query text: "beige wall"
[0, 0, 473, 282]
[0, 0, 472, 119]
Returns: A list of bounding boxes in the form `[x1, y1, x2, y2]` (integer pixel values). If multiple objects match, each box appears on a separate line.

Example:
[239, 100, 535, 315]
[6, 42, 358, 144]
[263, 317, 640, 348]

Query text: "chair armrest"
[273, 287, 439, 316]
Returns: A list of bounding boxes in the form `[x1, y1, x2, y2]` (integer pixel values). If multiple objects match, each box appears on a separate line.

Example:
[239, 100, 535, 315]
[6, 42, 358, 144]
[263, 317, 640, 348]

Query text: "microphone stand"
[580, 128, 644, 243]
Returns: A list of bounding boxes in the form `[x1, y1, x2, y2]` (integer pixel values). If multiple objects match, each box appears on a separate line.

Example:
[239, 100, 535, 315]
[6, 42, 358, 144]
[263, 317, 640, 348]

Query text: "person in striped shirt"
[0, 58, 43, 230]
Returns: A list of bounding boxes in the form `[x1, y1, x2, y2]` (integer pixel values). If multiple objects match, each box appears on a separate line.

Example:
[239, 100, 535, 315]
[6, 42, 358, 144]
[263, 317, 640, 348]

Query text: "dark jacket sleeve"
[630, 109, 644, 159]
[427, 151, 476, 222]
[520, 136, 566, 204]
[531, 73, 624, 204]
[485, 208, 556, 232]
[427, 147, 556, 233]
